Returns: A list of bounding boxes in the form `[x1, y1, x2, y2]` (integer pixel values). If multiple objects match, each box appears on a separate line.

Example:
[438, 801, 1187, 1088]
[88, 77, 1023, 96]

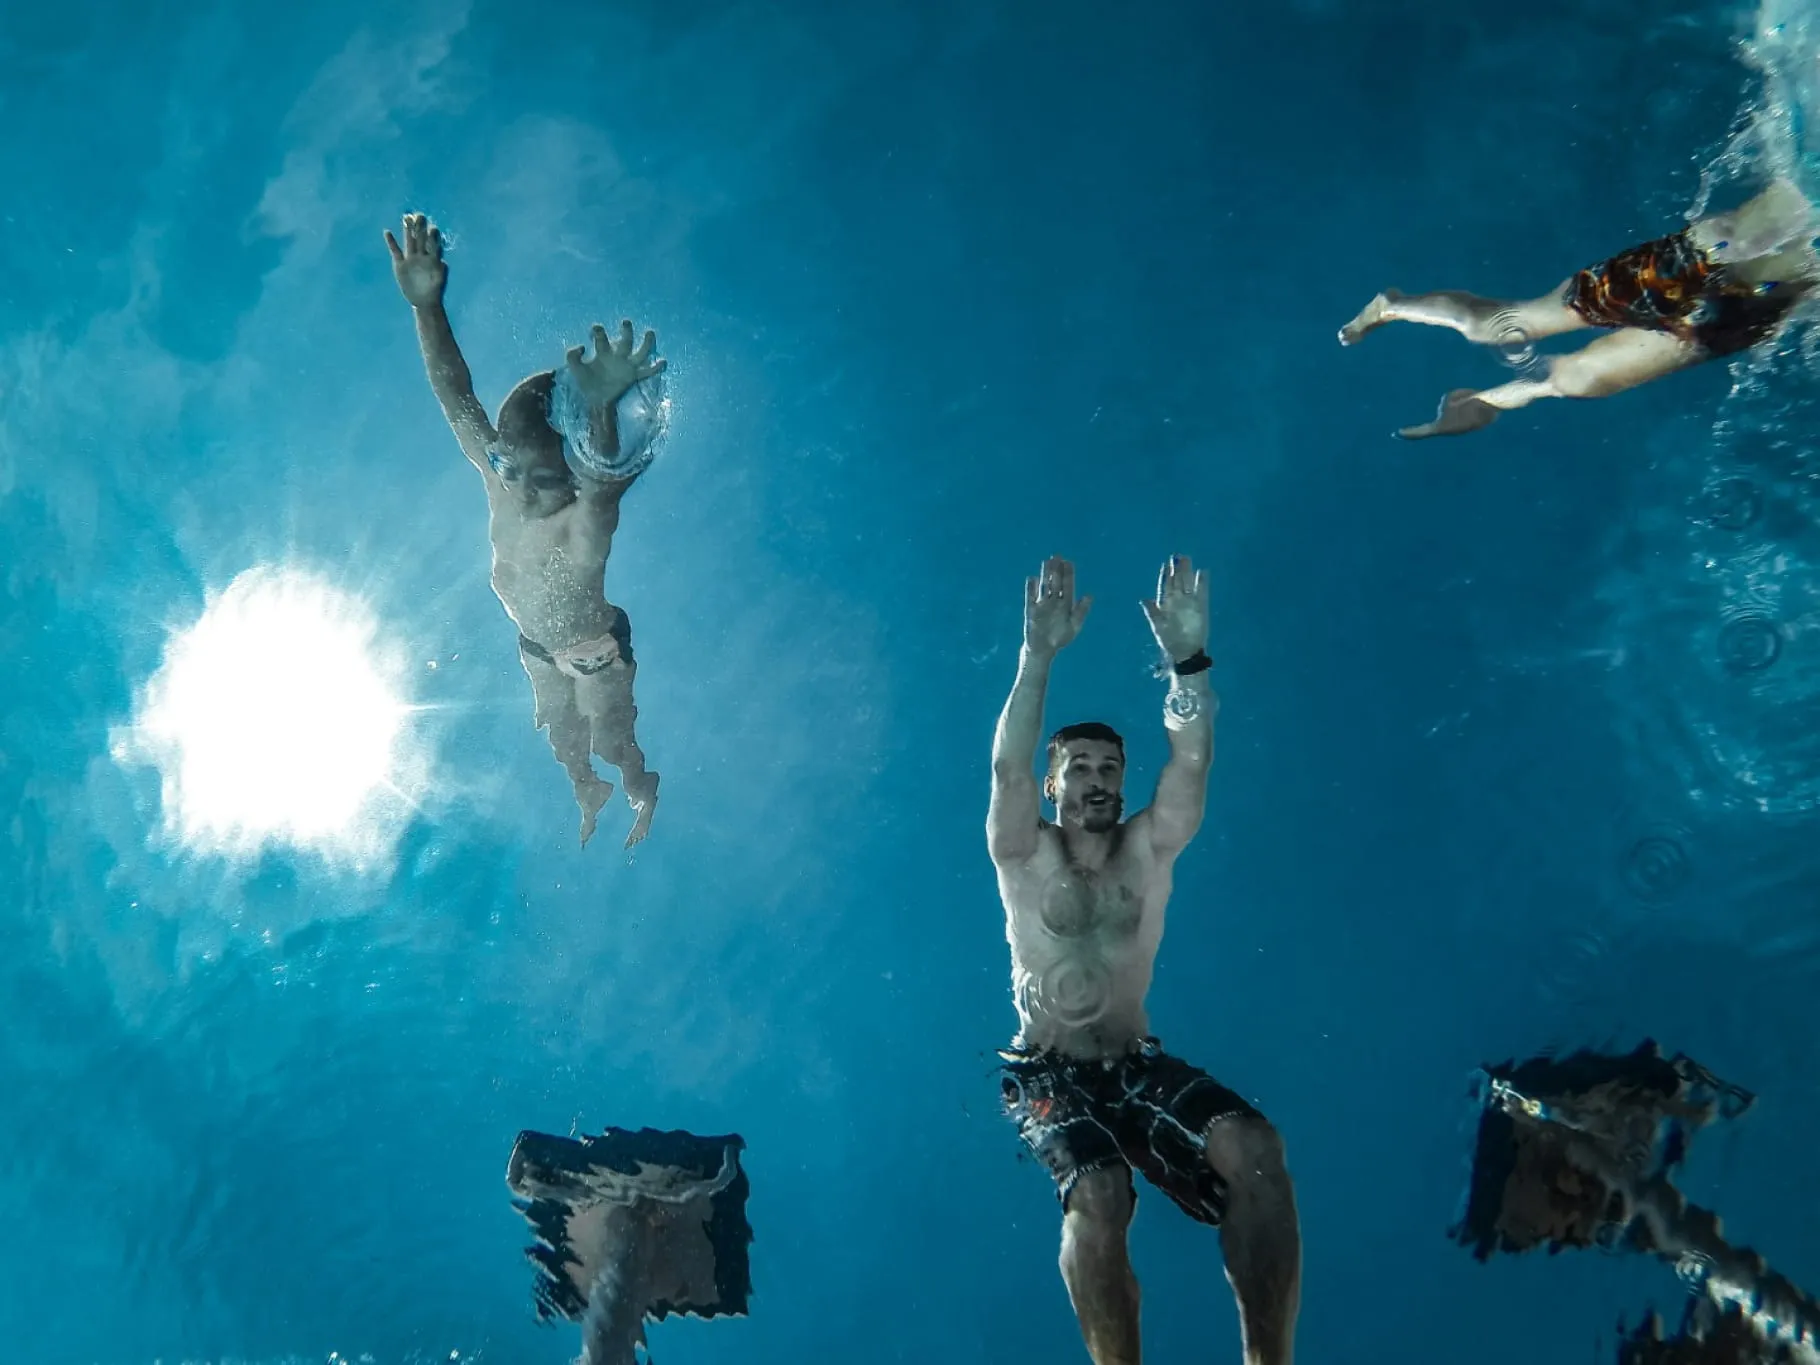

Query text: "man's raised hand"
[1141, 555, 1208, 665]
[1024, 556, 1092, 659]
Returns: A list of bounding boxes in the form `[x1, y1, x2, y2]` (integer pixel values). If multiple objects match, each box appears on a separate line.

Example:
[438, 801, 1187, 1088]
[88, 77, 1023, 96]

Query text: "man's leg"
[1206, 1116, 1301, 1365]
[1059, 1168, 1142, 1365]
[1396, 326, 1705, 439]
[572, 660, 660, 847]
[1341, 282, 1589, 347]
[521, 646, 616, 845]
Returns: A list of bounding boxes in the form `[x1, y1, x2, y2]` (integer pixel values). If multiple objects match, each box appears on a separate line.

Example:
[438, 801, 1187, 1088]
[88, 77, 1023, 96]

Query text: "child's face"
[488, 439, 577, 518]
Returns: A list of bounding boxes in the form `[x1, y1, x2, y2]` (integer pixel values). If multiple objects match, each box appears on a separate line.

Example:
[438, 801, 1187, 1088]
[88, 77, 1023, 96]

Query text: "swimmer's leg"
[521, 644, 616, 846]
[1397, 327, 1704, 439]
[1340, 282, 1589, 346]
[1058, 1170, 1141, 1365]
[1206, 1116, 1301, 1365]
[572, 660, 660, 847]
[1691, 177, 1818, 264]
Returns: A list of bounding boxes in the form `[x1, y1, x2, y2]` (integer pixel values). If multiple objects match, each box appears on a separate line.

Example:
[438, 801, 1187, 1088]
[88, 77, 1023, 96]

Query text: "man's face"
[489, 434, 577, 519]
[1048, 739, 1125, 833]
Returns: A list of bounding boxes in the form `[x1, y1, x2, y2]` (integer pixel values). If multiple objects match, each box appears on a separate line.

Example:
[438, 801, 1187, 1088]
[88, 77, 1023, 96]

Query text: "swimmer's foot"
[577, 776, 616, 848]
[1396, 388, 1500, 440]
[624, 772, 660, 849]
[1339, 289, 1405, 345]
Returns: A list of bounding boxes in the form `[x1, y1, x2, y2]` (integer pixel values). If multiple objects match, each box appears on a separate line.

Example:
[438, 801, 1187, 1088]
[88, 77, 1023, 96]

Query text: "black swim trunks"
[1566, 230, 1800, 356]
[518, 605, 636, 676]
[1000, 1037, 1260, 1225]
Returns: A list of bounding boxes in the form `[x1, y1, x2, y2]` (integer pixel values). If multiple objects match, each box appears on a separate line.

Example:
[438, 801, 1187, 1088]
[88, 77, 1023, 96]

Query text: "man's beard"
[1075, 794, 1123, 831]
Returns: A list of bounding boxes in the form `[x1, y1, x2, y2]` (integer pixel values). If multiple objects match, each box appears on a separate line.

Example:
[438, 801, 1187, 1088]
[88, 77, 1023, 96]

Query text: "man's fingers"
[590, 322, 611, 356]
[565, 344, 586, 368]
[1073, 595, 1093, 628]
[1026, 576, 1039, 609]
[618, 319, 636, 354]
[1161, 554, 1193, 601]
[426, 224, 443, 258]
[632, 329, 657, 364]
[384, 230, 403, 262]
[637, 357, 668, 380]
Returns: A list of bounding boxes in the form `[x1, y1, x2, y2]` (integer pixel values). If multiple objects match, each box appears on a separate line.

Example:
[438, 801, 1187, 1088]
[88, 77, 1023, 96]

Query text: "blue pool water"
[2, 0, 1818, 1361]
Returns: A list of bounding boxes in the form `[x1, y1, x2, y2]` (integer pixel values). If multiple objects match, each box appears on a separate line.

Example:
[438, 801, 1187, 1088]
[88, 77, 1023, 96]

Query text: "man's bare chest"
[1023, 842, 1151, 944]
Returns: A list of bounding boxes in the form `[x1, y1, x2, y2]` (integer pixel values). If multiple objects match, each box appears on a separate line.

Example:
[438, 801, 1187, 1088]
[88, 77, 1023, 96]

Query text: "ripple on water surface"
[1606, 405, 1820, 818]
[1570, 380, 1820, 1057]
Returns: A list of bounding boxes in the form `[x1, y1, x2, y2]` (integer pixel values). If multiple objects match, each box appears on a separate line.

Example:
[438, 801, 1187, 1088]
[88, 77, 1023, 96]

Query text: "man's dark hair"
[1046, 721, 1125, 775]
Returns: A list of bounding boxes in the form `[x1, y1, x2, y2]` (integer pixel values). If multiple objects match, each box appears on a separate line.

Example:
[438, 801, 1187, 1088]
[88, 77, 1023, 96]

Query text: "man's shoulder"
[992, 819, 1061, 873]
[1112, 810, 1167, 862]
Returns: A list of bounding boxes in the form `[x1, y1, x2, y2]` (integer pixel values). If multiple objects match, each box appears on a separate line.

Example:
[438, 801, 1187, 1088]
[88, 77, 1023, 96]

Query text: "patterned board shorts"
[1000, 1037, 1261, 1226]
[1566, 229, 1799, 356]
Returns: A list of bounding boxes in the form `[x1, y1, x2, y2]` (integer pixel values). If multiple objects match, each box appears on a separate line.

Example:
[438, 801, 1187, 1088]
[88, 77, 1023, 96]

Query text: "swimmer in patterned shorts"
[1338, 178, 1820, 439]
[987, 555, 1301, 1365]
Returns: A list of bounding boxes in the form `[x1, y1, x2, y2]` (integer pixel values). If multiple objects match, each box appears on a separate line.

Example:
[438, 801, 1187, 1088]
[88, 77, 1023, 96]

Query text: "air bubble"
[1032, 958, 1112, 1029]
[1621, 830, 1693, 903]
[1695, 475, 1764, 530]
[1717, 612, 1783, 674]
[1489, 310, 1541, 373]
[1674, 1249, 1716, 1287]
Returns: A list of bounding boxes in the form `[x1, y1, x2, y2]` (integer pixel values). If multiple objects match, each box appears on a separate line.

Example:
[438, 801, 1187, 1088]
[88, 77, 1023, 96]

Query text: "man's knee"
[1204, 1113, 1288, 1185]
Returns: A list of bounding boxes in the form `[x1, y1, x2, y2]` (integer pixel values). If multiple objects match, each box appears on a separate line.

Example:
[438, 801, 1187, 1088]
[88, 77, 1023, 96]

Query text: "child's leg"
[521, 644, 616, 846]
[572, 660, 660, 847]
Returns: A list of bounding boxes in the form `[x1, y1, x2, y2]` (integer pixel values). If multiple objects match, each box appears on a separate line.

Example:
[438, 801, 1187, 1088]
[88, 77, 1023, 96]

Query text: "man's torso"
[999, 818, 1172, 1059]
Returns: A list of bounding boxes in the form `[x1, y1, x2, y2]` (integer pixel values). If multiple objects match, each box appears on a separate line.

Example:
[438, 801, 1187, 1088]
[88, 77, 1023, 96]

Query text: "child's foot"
[623, 772, 661, 848]
[1338, 289, 1403, 346]
[576, 776, 616, 848]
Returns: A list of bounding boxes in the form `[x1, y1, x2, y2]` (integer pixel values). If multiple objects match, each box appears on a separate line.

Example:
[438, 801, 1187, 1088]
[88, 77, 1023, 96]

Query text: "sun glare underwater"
[113, 565, 428, 870]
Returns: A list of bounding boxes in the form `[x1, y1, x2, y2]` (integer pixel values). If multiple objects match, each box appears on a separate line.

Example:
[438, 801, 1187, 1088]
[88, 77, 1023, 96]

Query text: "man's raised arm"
[386, 212, 497, 470]
[988, 557, 1091, 867]
[1140, 555, 1216, 860]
